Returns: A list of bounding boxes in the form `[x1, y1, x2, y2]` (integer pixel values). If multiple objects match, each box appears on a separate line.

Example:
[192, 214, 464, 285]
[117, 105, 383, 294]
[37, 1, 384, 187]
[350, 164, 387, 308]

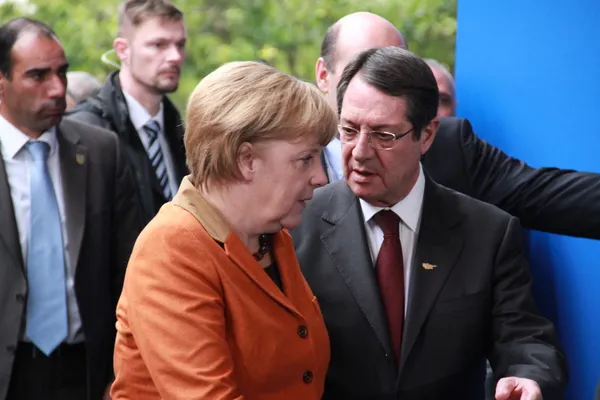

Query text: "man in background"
[0, 17, 141, 399]
[317, 11, 600, 239]
[425, 58, 456, 117]
[65, 71, 101, 110]
[68, 0, 188, 225]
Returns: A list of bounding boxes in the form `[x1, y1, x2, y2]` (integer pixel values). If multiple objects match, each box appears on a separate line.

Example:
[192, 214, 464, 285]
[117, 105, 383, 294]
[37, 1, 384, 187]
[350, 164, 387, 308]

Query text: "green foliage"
[1, 0, 456, 110]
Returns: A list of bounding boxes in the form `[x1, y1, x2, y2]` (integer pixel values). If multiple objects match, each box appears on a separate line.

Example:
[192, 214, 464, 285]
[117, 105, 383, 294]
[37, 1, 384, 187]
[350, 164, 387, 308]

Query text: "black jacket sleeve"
[440, 118, 600, 239]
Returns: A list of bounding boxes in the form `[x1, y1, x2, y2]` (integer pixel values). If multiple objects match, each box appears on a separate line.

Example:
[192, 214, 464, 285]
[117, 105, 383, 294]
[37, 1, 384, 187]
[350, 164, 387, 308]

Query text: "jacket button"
[15, 294, 25, 303]
[297, 325, 308, 338]
[303, 370, 313, 384]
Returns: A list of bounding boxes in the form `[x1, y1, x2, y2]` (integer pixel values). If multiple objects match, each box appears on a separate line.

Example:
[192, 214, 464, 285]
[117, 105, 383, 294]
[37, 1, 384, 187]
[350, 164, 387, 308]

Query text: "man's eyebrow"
[23, 66, 51, 76]
[23, 62, 70, 76]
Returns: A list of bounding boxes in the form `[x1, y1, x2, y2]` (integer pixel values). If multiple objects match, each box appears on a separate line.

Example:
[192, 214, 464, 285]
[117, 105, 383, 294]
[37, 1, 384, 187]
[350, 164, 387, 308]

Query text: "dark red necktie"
[373, 210, 405, 365]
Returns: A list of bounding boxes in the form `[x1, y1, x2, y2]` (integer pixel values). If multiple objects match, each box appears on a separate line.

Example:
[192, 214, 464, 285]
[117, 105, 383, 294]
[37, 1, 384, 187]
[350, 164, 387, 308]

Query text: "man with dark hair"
[67, 0, 188, 225]
[0, 17, 141, 400]
[292, 46, 567, 400]
[0, 18, 55, 78]
[316, 12, 600, 240]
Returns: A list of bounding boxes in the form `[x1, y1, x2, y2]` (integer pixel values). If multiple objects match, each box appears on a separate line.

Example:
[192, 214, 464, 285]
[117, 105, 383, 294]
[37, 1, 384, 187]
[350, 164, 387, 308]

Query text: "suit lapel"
[57, 122, 87, 271]
[320, 183, 394, 357]
[399, 178, 464, 373]
[0, 156, 23, 271]
[163, 98, 187, 181]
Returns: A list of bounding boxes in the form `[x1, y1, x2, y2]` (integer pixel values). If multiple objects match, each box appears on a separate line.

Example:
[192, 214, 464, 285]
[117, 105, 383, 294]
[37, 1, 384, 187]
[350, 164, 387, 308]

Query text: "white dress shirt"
[359, 164, 426, 312]
[324, 137, 344, 182]
[123, 91, 179, 195]
[0, 115, 83, 342]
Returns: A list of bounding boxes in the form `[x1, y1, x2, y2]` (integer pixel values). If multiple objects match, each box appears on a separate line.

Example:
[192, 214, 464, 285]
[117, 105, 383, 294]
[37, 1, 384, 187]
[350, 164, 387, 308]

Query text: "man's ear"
[420, 117, 440, 155]
[0, 72, 6, 101]
[315, 57, 330, 93]
[113, 37, 129, 65]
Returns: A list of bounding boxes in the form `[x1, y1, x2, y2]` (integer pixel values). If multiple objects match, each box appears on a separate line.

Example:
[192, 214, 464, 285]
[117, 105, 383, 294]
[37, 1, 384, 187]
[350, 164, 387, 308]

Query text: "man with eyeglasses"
[317, 12, 600, 241]
[291, 46, 566, 399]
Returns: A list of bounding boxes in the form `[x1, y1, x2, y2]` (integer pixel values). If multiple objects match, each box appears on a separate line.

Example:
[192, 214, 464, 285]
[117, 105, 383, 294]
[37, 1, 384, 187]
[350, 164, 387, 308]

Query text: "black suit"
[66, 71, 188, 224]
[323, 117, 600, 239]
[0, 119, 142, 399]
[291, 179, 567, 399]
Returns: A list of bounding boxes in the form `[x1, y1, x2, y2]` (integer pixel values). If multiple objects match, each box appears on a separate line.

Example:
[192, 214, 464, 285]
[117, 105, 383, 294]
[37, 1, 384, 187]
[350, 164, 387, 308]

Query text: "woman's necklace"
[252, 234, 270, 261]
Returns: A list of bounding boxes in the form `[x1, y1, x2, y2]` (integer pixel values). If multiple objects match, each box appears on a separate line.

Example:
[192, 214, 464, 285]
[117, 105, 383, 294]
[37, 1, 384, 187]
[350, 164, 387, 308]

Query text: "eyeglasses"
[337, 125, 413, 150]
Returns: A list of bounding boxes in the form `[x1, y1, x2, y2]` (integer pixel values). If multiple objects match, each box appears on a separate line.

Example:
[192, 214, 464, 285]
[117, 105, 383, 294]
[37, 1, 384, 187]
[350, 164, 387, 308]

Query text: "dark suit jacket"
[291, 179, 567, 400]
[0, 119, 142, 400]
[322, 117, 600, 239]
[66, 71, 188, 224]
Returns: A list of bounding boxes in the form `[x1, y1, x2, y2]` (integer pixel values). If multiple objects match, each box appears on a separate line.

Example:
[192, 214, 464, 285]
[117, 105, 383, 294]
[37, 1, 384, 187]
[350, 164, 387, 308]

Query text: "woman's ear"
[237, 142, 256, 181]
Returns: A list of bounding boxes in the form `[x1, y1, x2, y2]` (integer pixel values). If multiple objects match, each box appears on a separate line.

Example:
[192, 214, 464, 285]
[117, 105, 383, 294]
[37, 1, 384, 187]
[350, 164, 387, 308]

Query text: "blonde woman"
[111, 61, 337, 400]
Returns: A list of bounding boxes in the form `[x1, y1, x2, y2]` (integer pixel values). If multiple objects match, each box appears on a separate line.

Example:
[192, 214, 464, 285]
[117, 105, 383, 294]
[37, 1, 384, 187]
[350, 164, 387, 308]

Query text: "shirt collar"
[324, 137, 344, 179]
[0, 114, 58, 159]
[123, 90, 164, 132]
[359, 163, 425, 232]
[172, 176, 231, 243]
[325, 137, 342, 155]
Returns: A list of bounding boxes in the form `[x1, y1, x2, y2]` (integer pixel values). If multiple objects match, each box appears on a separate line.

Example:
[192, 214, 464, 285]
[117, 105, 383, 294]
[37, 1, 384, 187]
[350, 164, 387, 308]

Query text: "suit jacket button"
[297, 325, 308, 338]
[303, 370, 313, 384]
[15, 294, 25, 303]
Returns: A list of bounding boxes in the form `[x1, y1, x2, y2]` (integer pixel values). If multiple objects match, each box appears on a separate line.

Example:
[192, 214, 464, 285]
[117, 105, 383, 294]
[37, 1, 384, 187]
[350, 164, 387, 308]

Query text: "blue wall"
[455, 1, 600, 398]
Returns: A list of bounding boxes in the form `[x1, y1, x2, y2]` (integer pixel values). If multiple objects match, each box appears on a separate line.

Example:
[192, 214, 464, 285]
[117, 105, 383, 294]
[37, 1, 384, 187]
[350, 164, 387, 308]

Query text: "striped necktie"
[143, 120, 172, 200]
[25, 141, 68, 355]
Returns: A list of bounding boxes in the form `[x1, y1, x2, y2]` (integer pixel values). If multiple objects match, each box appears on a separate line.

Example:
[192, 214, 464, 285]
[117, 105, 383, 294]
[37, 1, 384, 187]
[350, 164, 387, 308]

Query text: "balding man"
[0, 18, 141, 400]
[425, 58, 456, 117]
[317, 11, 600, 239]
[318, 13, 407, 182]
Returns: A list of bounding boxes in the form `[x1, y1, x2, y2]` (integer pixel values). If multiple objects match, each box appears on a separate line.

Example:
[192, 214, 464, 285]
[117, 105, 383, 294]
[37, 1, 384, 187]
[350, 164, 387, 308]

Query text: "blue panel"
[456, 1, 600, 398]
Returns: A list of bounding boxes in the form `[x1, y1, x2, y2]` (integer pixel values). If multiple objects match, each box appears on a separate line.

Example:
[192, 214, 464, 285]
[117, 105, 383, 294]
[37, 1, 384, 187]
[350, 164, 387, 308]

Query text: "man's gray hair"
[424, 58, 455, 95]
[66, 71, 102, 104]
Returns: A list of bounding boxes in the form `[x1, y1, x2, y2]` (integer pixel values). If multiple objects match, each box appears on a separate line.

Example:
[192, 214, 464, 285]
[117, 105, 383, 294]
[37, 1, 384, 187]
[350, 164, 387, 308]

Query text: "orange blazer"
[111, 177, 330, 400]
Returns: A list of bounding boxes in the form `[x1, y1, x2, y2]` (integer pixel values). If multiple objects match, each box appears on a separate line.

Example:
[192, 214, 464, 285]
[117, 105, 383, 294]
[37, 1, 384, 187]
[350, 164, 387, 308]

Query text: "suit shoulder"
[137, 204, 225, 268]
[65, 96, 111, 123]
[143, 203, 203, 239]
[436, 117, 469, 138]
[59, 118, 119, 145]
[434, 180, 514, 223]
[304, 180, 347, 216]
[438, 116, 470, 129]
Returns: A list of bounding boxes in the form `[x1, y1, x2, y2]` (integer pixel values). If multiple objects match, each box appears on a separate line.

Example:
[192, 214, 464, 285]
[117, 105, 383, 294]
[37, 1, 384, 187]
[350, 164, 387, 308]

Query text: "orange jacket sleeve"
[111, 223, 244, 400]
